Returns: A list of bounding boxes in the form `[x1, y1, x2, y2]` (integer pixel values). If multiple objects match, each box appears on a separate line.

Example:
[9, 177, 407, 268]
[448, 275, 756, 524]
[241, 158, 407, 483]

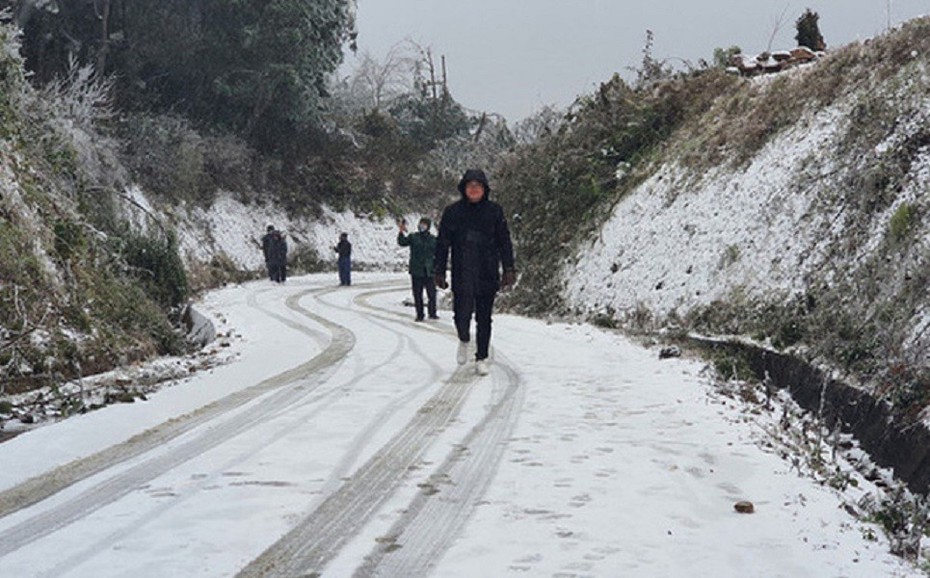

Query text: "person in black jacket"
[434, 169, 516, 375]
[334, 232, 352, 286]
[261, 225, 287, 283]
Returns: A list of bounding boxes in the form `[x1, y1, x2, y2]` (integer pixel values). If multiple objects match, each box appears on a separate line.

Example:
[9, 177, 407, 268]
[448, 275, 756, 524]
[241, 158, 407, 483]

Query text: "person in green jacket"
[398, 217, 439, 321]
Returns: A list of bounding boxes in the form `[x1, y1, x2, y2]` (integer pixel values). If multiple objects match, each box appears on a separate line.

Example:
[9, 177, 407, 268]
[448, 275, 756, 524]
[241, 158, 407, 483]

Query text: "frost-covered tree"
[195, 0, 356, 150]
[348, 43, 418, 111]
[633, 30, 671, 88]
[713, 46, 742, 69]
[10, 0, 358, 153]
[511, 105, 564, 146]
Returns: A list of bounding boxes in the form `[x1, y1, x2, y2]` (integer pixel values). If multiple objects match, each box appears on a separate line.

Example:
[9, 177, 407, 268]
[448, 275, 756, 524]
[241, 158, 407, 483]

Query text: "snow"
[563, 70, 930, 326]
[0, 273, 921, 577]
[162, 192, 415, 272]
[0, 145, 63, 285]
[4, 38, 930, 576]
[563, 118, 836, 316]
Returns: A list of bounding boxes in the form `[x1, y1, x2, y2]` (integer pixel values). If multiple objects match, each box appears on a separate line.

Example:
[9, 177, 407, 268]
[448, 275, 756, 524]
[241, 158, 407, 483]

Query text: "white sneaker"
[456, 341, 469, 365]
[475, 359, 490, 376]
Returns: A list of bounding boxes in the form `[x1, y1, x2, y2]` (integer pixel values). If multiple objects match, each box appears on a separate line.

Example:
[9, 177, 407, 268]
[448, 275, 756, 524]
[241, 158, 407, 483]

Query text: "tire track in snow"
[350, 287, 450, 336]
[289, 284, 526, 577]
[0, 283, 330, 522]
[357, 360, 523, 577]
[248, 286, 330, 349]
[348, 293, 526, 577]
[0, 283, 355, 556]
[292, 284, 454, 501]
[236, 364, 478, 578]
[35, 286, 448, 578]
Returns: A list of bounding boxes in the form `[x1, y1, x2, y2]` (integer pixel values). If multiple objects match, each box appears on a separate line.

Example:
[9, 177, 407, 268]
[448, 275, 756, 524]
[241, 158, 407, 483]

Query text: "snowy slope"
[566, 91, 925, 314]
[175, 196, 412, 271]
[563, 52, 930, 359]
[123, 186, 427, 272]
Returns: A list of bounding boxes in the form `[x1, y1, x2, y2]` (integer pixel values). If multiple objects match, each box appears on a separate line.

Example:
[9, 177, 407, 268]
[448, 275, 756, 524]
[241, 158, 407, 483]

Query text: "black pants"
[411, 276, 437, 319]
[338, 256, 351, 285]
[453, 292, 495, 360]
[267, 262, 286, 283]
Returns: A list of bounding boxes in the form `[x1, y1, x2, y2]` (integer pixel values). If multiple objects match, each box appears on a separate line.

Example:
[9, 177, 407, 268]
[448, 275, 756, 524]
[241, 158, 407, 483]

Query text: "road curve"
[0, 277, 525, 578]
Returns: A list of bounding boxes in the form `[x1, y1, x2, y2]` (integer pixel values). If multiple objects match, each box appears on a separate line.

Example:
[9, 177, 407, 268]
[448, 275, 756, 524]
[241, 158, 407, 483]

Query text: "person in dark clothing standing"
[398, 217, 438, 322]
[434, 169, 516, 375]
[261, 225, 287, 283]
[334, 232, 352, 286]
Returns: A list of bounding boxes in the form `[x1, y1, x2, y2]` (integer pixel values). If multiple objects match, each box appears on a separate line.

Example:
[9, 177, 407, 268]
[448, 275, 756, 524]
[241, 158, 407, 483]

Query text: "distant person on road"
[398, 217, 438, 322]
[434, 169, 516, 376]
[334, 232, 352, 286]
[261, 225, 287, 283]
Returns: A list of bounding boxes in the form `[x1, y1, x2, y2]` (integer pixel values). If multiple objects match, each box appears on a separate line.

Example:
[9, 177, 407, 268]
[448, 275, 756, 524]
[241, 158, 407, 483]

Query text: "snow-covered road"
[0, 273, 920, 577]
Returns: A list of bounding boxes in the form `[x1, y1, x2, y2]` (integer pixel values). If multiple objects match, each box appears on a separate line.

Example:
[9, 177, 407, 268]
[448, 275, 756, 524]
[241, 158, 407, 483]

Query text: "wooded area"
[7, 0, 356, 154]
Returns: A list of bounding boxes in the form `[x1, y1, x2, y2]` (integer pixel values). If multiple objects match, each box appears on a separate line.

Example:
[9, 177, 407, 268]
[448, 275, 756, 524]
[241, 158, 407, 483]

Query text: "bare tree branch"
[767, 4, 791, 52]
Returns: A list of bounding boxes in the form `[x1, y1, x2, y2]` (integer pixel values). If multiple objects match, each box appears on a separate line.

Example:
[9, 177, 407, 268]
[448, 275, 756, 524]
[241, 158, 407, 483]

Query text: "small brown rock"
[734, 500, 755, 514]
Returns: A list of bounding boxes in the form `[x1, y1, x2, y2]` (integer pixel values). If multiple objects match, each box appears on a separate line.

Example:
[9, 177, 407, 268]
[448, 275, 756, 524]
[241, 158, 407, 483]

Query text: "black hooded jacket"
[262, 230, 287, 266]
[434, 179, 514, 296]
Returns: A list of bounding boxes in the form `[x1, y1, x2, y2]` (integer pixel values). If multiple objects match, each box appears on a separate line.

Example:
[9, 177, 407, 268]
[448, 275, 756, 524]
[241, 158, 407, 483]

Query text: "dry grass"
[674, 16, 930, 171]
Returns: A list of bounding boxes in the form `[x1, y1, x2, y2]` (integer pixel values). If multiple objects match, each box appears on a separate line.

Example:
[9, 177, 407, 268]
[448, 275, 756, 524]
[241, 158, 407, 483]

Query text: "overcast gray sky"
[343, 1, 929, 121]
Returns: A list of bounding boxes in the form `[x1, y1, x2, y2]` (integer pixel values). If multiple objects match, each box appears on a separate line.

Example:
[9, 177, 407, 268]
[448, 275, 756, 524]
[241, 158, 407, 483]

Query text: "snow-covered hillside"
[563, 32, 930, 367]
[566, 103, 849, 315]
[566, 79, 930, 319]
[123, 186, 434, 273]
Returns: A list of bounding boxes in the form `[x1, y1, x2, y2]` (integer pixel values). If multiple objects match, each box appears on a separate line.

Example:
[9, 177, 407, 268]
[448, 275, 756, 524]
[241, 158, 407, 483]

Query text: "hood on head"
[457, 169, 490, 200]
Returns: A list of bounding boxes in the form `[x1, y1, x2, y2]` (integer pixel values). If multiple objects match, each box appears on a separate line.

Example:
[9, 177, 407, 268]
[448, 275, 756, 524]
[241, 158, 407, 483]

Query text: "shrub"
[0, 220, 49, 335]
[710, 349, 756, 383]
[52, 219, 87, 263]
[186, 252, 256, 294]
[202, 133, 255, 196]
[118, 114, 211, 205]
[288, 243, 327, 274]
[0, 15, 26, 136]
[773, 318, 805, 350]
[889, 202, 916, 243]
[38, 56, 114, 132]
[118, 229, 189, 309]
[719, 244, 741, 269]
[85, 273, 182, 356]
[591, 313, 617, 329]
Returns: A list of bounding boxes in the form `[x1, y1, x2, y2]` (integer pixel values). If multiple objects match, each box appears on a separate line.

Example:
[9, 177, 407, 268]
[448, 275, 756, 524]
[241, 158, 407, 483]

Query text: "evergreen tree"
[795, 8, 826, 51]
[11, 0, 357, 153]
[195, 0, 355, 151]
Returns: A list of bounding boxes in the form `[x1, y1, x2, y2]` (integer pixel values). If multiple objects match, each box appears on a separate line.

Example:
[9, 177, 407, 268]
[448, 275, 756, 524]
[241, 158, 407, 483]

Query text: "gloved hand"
[501, 268, 516, 289]
[434, 273, 448, 290]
